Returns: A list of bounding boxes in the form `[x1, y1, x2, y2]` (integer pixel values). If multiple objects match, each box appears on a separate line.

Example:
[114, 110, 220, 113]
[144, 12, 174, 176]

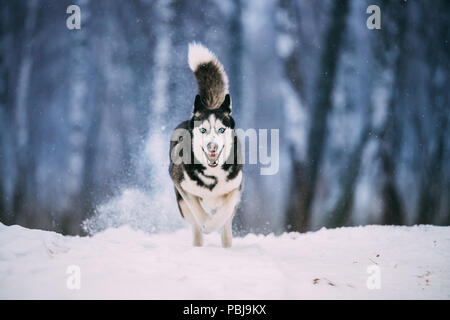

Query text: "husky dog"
[169, 43, 243, 248]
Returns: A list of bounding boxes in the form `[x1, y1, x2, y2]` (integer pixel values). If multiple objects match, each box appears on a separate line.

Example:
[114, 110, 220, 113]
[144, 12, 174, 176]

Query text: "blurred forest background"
[0, 0, 449, 235]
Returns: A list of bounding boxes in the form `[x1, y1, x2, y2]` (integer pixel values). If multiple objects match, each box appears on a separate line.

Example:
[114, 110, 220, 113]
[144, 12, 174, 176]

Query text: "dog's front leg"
[202, 188, 240, 234]
[175, 185, 210, 226]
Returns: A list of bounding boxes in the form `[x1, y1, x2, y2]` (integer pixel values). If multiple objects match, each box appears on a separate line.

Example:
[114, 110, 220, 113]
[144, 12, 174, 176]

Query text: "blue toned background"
[0, 0, 449, 235]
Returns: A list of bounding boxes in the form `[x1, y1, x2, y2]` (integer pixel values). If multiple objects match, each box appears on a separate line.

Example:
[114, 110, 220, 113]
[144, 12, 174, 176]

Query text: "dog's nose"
[207, 142, 218, 153]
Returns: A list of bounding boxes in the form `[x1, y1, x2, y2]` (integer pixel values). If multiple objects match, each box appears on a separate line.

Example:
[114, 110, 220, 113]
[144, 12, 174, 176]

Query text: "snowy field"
[0, 223, 449, 299]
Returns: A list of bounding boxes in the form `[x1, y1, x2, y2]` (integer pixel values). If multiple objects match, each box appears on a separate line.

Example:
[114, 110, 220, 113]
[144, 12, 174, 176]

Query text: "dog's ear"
[219, 94, 231, 114]
[193, 95, 204, 114]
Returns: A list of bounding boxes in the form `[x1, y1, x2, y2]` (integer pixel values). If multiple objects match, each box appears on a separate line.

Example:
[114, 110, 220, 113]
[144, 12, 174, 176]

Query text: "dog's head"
[190, 94, 235, 168]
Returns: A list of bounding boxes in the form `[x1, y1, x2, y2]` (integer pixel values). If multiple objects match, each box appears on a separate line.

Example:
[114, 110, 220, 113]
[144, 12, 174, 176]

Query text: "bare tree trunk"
[378, 101, 405, 225]
[377, 0, 409, 225]
[229, 0, 243, 113]
[117, 0, 156, 185]
[12, 0, 40, 225]
[286, 0, 350, 232]
[0, 4, 9, 223]
[326, 126, 371, 228]
[77, 88, 104, 235]
[378, 101, 404, 225]
[228, 0, 246, 231]
[276, 0, 305, 99]
[415, 0, 450, 225]
[64, 0, 91, 234]
[416, 131, 446, 224]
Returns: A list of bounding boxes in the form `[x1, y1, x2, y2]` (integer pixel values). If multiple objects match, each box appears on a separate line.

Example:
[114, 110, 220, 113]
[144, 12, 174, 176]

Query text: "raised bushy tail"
[188, 42, 229, 110]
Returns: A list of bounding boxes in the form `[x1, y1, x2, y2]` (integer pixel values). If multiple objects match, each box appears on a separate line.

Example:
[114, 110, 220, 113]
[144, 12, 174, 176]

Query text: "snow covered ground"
[0, 223, 449, 299]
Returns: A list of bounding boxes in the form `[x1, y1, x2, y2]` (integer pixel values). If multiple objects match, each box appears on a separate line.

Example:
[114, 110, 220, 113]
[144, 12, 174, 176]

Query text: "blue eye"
[218, 128, 225, 133]
[200, 128, 206, 133]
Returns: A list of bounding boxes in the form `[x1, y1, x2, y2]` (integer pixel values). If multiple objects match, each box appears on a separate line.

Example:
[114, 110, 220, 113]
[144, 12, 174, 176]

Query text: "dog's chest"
[180, 167, 242, 199]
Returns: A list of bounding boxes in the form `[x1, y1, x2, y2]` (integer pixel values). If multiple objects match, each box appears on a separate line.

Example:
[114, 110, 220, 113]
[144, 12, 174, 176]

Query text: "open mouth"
[202, 146, 224, 167]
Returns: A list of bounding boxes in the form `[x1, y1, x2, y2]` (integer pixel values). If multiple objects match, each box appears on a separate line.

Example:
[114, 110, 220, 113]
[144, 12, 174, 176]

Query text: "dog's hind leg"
[192, 224, 203, 247]
[178, 197, 204, 247]
[221, 209, 236, 248]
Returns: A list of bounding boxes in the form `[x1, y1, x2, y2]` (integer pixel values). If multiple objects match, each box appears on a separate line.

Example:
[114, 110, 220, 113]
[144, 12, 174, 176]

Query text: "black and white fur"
[169, 43, 243, 248]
